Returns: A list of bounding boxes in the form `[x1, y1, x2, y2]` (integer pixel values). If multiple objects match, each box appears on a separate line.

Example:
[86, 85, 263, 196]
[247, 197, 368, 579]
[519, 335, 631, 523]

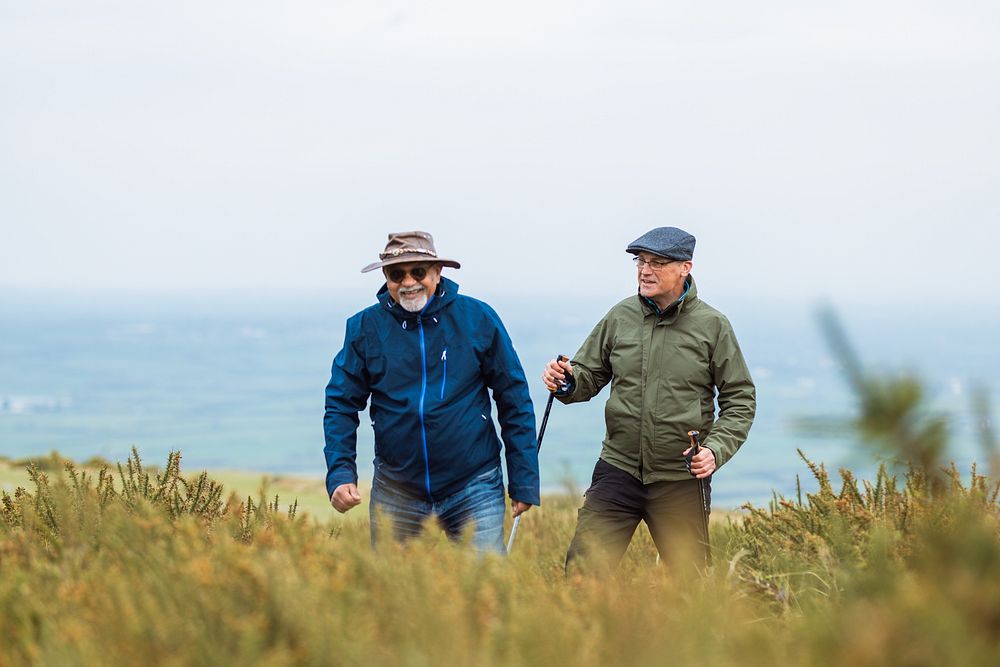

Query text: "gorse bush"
[724, 314, 1000, 626]
[0, 447, 297, 557]
[3, 436, 999, 666]
[2, 319, 999, 666]
[0, 449, 783, 667]
[728, 452, 1000, 611]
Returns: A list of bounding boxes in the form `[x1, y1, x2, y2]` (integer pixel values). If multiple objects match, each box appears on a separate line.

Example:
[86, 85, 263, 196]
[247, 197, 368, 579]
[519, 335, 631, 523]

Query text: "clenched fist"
[330, 483, 362, 513]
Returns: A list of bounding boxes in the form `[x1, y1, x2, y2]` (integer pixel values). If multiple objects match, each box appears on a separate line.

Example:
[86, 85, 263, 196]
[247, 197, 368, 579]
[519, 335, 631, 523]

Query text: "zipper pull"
[441, 349, 447, 361]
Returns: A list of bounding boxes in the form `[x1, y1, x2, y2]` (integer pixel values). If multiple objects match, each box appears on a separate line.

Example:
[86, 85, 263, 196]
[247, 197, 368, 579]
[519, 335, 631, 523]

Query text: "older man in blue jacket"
[324, 231, 539, 553]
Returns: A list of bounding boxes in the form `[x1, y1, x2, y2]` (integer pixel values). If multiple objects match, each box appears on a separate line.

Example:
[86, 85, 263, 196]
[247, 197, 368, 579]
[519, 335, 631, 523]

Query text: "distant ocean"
[2, 289, 997, 508]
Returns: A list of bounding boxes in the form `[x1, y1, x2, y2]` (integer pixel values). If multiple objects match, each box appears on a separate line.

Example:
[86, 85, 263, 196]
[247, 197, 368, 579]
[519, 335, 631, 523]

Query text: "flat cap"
[625, 227, 696, 261]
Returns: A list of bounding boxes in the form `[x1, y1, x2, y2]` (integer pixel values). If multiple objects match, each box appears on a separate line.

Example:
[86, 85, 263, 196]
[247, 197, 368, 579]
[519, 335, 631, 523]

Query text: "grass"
[0, 453, 338, 521]
[1, 441, 998, 666]
[2, 319, 999, 666]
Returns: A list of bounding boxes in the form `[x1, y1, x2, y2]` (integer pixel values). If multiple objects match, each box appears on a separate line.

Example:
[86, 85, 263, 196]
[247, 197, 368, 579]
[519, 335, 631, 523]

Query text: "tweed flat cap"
[625, 227, 696, 261]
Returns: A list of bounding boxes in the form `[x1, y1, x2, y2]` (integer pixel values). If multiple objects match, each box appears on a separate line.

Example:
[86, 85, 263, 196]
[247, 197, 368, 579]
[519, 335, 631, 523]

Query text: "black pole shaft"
[536, 392, 555, 449]
[697, 479, 711, 565]
[688, 430, 712, 565]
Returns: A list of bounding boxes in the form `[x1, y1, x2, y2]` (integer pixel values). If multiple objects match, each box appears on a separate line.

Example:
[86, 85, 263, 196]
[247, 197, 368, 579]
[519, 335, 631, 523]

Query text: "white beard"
[398, 288, 428, 312]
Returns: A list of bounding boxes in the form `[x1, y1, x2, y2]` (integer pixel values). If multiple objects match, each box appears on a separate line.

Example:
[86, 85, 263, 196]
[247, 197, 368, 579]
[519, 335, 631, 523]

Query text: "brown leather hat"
[361, 231, 462, 273]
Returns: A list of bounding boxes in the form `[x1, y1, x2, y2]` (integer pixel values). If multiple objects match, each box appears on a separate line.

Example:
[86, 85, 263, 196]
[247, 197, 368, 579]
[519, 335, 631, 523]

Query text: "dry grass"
[1, 441, 998, 667]
[3, 319, 999, 666]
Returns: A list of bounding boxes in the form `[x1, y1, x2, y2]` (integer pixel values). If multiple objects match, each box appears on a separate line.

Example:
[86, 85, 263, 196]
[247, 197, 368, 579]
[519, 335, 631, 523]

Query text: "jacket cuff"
[326, 472, 359, 498]
[703, 443, 726, 469]
[508, 484, 541, 506]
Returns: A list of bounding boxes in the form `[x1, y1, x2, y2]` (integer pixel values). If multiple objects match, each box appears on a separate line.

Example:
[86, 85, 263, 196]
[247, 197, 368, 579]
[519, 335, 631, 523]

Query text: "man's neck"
[650, 279, 691, 312]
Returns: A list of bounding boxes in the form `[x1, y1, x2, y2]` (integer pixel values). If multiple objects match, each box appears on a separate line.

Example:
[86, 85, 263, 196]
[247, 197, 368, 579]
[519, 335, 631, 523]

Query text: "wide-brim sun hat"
[361, 231, 462, 273]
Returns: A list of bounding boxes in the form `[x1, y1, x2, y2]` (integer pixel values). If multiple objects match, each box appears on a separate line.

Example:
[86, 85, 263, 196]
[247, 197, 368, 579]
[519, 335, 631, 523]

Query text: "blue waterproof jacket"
[324, 277, 540, 505]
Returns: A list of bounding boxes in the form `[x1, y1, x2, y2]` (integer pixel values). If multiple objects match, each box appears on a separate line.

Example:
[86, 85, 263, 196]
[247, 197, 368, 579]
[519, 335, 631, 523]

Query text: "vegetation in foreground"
[2, 329, 1000, 666]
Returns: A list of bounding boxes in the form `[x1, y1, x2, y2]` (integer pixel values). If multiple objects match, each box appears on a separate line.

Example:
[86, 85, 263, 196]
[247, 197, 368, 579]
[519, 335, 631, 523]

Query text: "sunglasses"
[386, 265, 431, 283]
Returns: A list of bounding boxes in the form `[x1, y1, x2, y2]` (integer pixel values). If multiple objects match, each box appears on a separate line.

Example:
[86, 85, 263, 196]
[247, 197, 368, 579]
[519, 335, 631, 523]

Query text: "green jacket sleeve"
[704, 318, 756, 468]
[557, 314, 613, 405]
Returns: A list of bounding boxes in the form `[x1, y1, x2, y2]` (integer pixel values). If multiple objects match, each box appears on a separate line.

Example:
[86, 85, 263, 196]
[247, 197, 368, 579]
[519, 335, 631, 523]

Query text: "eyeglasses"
[633, 256, 677, 270]
[386, 265, 430, 283]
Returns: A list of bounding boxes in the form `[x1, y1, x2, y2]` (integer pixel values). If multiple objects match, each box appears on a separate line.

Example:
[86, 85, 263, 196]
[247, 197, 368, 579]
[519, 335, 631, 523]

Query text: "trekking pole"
[686, 430, 712, 565]
[506, 355, 568, 552]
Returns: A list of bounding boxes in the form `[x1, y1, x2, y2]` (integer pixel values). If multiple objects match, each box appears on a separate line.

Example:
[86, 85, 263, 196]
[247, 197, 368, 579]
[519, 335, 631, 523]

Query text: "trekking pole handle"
[685, 430, 701, 474]
[550, 354, 576, 397]
[547, 354, 568, 392]
[688, 429, 701, 453]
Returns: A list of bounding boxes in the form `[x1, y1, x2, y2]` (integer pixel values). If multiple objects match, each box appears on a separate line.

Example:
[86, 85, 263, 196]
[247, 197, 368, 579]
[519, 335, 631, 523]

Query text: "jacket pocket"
[669, 398, 704, 443]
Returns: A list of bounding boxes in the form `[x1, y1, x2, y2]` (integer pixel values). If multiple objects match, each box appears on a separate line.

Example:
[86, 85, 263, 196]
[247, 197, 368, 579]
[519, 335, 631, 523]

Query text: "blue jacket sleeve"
[479, 305, 541, 506]
[323, 314, 371, 498]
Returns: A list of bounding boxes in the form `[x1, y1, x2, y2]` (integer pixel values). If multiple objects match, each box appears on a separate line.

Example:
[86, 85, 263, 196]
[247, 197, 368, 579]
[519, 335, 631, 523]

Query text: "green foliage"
[0, 447, 295, 558]
[2, 439, 999, 666]
[2, 315, 1000, 665]
[0, 450, 777, 667]
[729, 451, 1000, 609]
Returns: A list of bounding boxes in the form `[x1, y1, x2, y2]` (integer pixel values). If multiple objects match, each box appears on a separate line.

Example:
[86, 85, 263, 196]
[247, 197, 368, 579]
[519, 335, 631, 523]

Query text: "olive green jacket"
[558, 276, 755, 482]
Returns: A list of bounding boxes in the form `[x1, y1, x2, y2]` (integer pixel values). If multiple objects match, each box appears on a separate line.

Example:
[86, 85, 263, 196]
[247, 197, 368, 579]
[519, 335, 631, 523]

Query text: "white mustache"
[398, 286, 425, 296]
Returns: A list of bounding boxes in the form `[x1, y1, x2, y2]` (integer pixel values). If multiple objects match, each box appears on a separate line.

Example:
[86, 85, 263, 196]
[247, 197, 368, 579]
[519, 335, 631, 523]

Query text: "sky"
[2, 1, 998, 305]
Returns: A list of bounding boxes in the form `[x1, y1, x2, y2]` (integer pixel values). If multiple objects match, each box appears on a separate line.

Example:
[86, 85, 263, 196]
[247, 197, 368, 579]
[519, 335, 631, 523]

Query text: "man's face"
[635, 252, 692, 306]
[384, 262, 442, 313]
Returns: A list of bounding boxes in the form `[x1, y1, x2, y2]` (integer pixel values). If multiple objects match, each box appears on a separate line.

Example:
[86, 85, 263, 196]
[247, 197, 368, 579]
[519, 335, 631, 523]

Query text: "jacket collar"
[377, 276, 459, 325]
[638, 275, 697, 321]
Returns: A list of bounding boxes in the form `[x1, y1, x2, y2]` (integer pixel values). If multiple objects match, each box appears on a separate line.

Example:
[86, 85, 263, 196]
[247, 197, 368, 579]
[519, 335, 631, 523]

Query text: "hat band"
[379, 248, 438, 260]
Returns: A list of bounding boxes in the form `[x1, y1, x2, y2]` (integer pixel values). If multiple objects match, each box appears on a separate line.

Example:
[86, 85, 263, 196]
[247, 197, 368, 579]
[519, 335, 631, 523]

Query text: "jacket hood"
[376, 276, 460, 326]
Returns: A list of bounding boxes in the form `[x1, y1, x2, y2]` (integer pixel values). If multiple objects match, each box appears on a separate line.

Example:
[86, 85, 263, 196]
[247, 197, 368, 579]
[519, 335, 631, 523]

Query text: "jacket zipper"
[417, 317, 432, 500]
[440, 349, 447, 400]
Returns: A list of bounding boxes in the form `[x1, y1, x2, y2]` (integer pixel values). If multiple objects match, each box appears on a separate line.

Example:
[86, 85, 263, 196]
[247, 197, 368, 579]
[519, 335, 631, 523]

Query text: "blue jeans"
[369, 464, 507, 555]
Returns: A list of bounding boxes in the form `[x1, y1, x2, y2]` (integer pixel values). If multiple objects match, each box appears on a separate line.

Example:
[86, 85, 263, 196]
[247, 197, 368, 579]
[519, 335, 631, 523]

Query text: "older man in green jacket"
[543, 226, 755, 574]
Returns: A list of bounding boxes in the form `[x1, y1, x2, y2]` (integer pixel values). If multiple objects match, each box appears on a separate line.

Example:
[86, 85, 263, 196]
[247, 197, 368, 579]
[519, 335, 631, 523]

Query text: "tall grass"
[2, 320, 999, 665]
[3, 446, 997, 665]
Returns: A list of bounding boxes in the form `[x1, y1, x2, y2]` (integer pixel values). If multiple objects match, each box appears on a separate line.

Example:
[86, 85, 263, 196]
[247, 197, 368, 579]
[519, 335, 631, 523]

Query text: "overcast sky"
[2, 1, 998, 304]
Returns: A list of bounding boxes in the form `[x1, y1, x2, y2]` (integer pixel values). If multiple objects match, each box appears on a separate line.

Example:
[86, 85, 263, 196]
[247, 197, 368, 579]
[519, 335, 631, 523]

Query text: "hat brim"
[625, 244, 690, 261]
[361, 255, 462, 273]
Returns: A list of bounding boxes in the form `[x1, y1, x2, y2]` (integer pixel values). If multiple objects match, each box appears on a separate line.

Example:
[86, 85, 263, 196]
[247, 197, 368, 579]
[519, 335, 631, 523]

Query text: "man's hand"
[330, 483, 362, 513]
[512, 500, 532, 518]
[541, 356, 573, 391]
[683, 445, 716, 479]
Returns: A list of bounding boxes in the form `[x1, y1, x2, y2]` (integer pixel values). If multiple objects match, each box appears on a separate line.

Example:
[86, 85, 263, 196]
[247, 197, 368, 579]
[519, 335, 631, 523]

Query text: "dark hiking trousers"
[565, 458, 711, 575]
